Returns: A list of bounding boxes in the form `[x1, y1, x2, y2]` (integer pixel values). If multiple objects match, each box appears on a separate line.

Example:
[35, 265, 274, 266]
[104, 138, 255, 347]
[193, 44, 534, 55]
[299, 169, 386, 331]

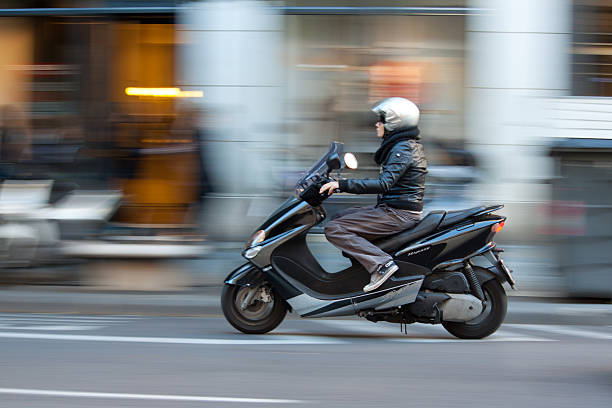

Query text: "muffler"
[438, 294, 483, 322]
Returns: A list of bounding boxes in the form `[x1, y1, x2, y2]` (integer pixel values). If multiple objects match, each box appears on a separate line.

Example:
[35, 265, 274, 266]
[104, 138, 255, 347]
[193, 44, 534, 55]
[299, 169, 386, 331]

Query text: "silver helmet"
[371, 97, 420, 132]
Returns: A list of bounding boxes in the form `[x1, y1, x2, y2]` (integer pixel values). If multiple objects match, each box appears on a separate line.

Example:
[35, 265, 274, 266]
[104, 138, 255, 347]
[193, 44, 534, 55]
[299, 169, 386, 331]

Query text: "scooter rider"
[319, 97, 427, 292]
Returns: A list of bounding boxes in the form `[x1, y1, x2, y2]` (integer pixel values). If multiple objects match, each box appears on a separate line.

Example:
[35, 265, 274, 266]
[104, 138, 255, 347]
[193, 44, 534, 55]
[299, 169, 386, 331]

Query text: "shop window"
[573, 1, 612, 96]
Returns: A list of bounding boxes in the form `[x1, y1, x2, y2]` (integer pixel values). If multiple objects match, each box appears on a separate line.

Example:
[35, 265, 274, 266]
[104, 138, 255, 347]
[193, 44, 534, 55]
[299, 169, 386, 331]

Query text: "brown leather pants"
[324, 204, 421, 274]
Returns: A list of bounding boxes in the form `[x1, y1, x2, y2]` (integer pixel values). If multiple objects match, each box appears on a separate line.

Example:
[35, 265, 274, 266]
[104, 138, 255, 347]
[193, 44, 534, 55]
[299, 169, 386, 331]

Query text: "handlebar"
[298, 174, 335, 206]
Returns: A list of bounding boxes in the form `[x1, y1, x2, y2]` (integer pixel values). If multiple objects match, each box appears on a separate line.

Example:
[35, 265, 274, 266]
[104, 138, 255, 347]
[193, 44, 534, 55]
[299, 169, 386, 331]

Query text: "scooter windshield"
[294, 142, 344, 195]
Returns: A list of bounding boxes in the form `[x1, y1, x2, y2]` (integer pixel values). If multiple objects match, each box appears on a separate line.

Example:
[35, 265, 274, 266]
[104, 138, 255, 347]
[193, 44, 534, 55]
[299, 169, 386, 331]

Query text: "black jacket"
[338, 129, 427, 211]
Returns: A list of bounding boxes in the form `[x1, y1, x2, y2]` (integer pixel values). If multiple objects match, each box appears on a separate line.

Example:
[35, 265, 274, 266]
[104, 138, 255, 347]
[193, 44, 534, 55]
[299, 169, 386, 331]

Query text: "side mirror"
[344, 153, 358, 170]
[326, 153, 341, 173]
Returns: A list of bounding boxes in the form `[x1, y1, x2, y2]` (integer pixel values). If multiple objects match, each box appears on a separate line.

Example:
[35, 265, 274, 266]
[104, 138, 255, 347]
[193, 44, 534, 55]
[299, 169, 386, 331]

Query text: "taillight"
[491, 221, 505, 233]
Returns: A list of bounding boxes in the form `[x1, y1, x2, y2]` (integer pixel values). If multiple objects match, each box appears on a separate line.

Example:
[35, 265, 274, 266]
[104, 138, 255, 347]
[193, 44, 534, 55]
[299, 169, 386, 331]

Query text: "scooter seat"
[437, 206, 486, 229]
[375, 210, 445, 253]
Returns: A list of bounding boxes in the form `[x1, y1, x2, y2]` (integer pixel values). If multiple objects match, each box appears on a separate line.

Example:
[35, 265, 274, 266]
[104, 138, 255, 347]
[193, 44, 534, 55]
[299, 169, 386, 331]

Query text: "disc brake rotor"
[234, 286, 274, 321]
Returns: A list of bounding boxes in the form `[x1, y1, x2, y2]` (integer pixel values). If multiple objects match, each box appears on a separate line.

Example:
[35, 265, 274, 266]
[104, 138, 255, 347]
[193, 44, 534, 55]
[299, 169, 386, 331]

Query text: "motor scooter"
[221, 142, 515, 339]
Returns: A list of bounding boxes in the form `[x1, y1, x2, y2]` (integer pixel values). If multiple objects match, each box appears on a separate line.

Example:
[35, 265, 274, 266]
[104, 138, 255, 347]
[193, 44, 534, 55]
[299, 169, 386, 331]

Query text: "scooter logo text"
[405, 246, 431, 257]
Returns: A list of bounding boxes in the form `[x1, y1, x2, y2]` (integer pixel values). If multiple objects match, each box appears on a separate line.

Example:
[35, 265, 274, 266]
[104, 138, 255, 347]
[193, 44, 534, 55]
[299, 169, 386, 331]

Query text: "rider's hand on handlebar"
[319, 181, 339, 196]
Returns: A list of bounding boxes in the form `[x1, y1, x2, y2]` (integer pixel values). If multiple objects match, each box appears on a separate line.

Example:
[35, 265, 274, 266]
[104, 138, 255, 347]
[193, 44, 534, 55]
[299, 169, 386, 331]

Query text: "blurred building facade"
[0, 1, 206, 228]
[1, 1, 612, 296]
[176, 0, 612, 247]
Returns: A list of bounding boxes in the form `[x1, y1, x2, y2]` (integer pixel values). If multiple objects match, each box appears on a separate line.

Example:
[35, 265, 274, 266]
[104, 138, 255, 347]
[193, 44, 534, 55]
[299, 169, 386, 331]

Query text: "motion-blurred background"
[0, 0, 610, 299]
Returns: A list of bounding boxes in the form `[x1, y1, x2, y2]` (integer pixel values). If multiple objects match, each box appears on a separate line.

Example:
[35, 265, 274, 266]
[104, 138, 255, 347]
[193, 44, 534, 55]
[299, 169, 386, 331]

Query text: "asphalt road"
[0, 313, 610, 408]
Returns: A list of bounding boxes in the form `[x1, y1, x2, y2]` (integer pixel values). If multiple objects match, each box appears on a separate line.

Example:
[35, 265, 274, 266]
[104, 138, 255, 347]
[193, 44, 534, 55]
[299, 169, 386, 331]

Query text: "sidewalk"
[0, 285, 610, 325]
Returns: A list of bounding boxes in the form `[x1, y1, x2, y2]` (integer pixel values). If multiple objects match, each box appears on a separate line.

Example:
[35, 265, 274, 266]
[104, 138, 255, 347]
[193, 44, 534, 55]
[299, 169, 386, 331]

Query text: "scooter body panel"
[282, 276, 424, 318]
[394, 218, 502, 270]
[228, 142, 513, 325]
[237, 198, 508, 317]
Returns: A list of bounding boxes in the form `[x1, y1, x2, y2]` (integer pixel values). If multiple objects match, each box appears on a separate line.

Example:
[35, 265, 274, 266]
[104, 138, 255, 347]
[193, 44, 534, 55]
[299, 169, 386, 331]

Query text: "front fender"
[225, 263, 265, 287]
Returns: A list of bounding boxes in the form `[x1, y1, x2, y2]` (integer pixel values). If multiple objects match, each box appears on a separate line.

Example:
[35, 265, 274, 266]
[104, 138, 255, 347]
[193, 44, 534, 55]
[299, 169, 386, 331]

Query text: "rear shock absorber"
[463, 262, 485, 301]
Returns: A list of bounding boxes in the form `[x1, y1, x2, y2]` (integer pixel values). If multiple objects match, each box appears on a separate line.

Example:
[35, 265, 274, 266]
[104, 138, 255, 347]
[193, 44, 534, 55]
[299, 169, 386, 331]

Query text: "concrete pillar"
[177, 1, 285, 240]
[466, 0, 572, 203]
[178, 1, 284, 194]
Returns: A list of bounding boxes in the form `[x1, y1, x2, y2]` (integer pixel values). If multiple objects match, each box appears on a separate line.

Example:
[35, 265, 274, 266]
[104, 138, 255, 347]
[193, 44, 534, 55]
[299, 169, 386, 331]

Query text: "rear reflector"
[491, 221, 505, 233]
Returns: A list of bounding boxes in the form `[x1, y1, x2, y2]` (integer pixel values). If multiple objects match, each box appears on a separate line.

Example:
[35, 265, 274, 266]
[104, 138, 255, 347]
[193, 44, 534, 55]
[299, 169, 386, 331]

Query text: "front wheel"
[442, 278, 507, 339]
[221, 284, 287, 334]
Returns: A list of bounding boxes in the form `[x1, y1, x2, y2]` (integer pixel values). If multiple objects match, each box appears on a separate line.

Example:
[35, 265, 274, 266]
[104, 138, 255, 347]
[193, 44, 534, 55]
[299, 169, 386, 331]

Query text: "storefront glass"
[573, 0, 612, 97]
[0, 9, 205, 226]
[284, 10, 467, 182]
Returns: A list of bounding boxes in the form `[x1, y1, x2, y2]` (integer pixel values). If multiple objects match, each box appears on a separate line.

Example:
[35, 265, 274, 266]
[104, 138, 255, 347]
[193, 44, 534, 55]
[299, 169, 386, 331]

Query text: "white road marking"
[507, 324, 612, 340]
[557, 306, 612, 317]
[0, 314, 141, 330]
[391, 336, 554, 343]
[0, 332, 344, 345]
[313, 319, 452, 335]
[0, 324, 102, 331]
[311, 320, 553, 342]
[0, 320, 114, 326]
[0, 314, 141, 321]
[0, 317, 129, 323]
[312, 319, 404, 334]
[490, 329, 553, 342]
[0, 388, 304, 404]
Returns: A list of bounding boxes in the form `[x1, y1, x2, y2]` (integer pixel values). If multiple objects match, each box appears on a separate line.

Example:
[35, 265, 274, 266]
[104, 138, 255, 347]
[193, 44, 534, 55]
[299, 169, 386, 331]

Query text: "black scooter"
[221, 142, 515, 339]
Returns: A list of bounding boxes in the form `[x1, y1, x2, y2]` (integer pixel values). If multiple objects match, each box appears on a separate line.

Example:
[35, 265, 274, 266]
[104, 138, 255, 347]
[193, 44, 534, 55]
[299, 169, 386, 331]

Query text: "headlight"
[246, 230, 266, 248]
[244, 246, 262, 259]
[344, 152, 358, 169]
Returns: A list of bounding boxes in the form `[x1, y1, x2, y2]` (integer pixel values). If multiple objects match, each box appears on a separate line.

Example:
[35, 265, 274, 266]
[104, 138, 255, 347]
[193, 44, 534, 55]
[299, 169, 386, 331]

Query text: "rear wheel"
[221, 284, 287, 334]
[442, 278, 507, 339]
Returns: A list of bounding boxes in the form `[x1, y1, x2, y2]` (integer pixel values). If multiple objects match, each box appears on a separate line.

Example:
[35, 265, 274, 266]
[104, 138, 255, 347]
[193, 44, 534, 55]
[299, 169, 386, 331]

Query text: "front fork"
[239, 286, 273, 310]
[239, 287, 259, 310]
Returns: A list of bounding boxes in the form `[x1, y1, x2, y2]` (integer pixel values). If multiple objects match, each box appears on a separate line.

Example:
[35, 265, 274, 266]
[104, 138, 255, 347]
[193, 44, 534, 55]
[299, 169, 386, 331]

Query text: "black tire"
[221, 284, 287, 334]
[442, 278, 507, 339]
